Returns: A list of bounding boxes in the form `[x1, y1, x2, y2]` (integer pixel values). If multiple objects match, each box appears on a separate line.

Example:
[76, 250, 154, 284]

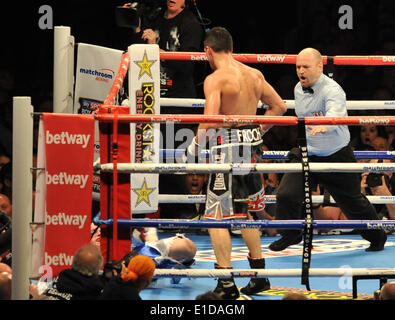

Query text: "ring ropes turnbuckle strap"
[297, 118, 314, 291]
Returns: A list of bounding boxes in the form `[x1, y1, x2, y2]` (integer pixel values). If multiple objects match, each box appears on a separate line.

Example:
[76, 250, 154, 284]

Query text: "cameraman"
[140, 0, 205, 194]
[361, 159, 395, 220]
[141, 0, 204, 98]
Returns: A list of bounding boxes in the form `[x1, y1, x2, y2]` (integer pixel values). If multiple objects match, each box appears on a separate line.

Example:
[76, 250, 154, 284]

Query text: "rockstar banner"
[128, 44, 160, 214]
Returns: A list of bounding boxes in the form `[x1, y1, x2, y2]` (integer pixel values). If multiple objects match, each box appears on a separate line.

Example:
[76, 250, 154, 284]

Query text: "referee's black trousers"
[275, 144, 386, 243]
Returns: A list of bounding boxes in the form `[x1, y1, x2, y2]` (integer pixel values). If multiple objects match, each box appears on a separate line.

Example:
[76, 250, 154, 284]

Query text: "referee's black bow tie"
[302, 86, 314, 94]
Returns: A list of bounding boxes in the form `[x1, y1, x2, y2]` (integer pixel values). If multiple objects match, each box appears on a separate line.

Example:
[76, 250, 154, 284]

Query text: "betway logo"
[257, 55, 285, 63]
[359, 118, 390, 125]
[191, 55, 207, 61]
[46, 172, 89, 189]
[45, 252, 73, 266]
[382, 56, 395, 62]
[46, 131, 91, 149]
[46, 212, 88, 229]
[79, 67, 114, 81]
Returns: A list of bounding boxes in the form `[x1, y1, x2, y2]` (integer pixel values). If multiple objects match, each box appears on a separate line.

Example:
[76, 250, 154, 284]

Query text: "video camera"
[115, 1, 163, 31]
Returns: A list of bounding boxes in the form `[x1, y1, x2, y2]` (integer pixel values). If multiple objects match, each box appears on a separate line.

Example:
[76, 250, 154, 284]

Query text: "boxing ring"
[10, 27, 395, 300]
[92, 45, 395, 299]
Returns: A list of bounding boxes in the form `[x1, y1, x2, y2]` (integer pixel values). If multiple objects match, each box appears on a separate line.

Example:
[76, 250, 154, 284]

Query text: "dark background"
[0, 0, 394, 108]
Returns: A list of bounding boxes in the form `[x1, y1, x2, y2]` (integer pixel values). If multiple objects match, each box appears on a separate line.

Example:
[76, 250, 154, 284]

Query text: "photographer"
[361, 159, 395, 221]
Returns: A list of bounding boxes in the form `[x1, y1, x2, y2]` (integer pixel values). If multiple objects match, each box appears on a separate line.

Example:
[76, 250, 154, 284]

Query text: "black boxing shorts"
[202, 125, 265, 220]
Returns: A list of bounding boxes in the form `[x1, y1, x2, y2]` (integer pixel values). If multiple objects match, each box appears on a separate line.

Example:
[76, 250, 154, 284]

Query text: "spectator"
[0, 193, 11, 218]
[0, 271, 11, 300]
[159, 173, 208, 220]
[361, 159, 395, 220]
[0, 262, 12, 300]
[371, 136, 389, 151]
[90, 223, 101, 248]
[255, 142, 281, 236]
[351, 124, 385, 148]
[0, 262, 11, 274]
[351, 125, 380, 149]
[0, 211, 11, 265]
[0, 153, 10, 170]
[384, 126, 395, 150]
[0, 162, 11, 200]
[1, 263, 38, 301]
[376, 281, 395, 300]
[258, 173, 280, 237]
[99, 254, 155, 300]
[41, 244, 104, 300]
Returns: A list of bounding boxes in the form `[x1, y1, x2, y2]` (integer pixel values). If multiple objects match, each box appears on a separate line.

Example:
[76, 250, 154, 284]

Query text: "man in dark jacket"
[141, 0, 204, 98]
[42, 244, 104, 300]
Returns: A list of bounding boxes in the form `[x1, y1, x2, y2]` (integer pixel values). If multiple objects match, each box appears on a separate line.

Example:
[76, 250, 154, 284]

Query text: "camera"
[366, 172, 384, 188]
[115, 1, 163, 31]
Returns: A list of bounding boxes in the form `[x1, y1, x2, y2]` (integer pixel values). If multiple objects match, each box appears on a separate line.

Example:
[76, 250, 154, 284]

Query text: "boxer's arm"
[185, 74, 220, 160]
[259, 73, 287, 133]
[196, 74, 221, 144]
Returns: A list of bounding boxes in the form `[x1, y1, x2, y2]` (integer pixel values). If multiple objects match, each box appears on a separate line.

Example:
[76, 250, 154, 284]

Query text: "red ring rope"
[96, 113, 395, 126]
[159, 51, 395, 65]
[102, 51, 395, 110]
[103, 53, 130, 106]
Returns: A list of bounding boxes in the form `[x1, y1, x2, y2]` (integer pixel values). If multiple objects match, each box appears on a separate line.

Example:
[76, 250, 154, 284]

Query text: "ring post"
[11, 97, 33, 300]
[53, 26, 74, 113]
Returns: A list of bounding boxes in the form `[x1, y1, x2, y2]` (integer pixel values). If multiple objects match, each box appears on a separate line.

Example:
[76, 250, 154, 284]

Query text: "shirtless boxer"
[185, 27, 287, 299]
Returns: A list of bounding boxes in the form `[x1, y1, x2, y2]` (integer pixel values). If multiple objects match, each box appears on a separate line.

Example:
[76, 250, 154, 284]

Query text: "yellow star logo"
[134, 50, 156, 79]
[132, 178, 155, 206]
[143, 146, 154, 162]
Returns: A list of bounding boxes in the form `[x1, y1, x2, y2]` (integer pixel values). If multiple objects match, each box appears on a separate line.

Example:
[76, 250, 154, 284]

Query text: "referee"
[269, 48, 387, 252]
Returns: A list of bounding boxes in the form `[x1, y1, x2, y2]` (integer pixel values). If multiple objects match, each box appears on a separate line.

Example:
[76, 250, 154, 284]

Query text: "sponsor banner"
[73, 43, 124, 114]
[42, 113, 95, 276]
[128, 44, 160, 214]
[73, 43, 124, 197]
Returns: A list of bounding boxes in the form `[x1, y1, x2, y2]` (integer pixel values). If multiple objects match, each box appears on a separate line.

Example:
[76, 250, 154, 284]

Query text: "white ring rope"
[160, 98, 395, 110]
[91, 193, 395, 205]
[98, 162, 395, 174]
[158, 194, 395, 205]
[153, 268, 395, 278]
